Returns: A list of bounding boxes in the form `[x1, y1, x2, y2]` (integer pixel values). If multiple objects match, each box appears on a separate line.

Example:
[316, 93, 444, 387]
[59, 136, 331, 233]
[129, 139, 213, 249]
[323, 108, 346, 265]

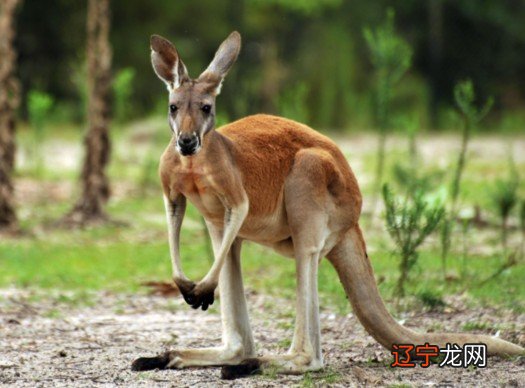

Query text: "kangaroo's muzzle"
[177, 134, 200, 156]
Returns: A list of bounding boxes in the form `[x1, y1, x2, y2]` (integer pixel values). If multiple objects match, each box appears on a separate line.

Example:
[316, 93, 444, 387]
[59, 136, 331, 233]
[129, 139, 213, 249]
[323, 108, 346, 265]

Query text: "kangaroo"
[132, 31, 524, 377]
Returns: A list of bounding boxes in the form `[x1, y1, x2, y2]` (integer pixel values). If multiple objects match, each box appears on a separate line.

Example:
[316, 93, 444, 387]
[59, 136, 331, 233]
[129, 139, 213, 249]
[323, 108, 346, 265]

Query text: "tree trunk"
[64, 0, 112, 226]
[0, 0, 21, 232]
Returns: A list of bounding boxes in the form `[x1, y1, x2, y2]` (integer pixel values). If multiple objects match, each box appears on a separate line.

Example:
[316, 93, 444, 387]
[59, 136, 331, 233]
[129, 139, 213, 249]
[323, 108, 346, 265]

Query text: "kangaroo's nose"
[177, 134, 199, 155]
[180, 136, 193, 145]
[178, 134, 197, 146]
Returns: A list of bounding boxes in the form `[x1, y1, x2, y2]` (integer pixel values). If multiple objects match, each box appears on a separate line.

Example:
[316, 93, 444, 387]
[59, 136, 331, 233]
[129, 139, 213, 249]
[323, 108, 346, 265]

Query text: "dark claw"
[131, 352, 170, 371]
[184, 294, 195, 305]
[187, 288, 215, 310]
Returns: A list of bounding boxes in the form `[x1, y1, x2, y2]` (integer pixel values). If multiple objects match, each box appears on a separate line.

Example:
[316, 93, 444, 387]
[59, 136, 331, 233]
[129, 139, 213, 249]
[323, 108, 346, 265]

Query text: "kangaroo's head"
[150, 32, 241, 156]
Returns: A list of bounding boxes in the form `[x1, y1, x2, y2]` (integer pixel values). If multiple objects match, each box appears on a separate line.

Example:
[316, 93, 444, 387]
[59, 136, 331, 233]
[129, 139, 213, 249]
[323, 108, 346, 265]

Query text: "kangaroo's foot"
[220, 352, 323, 379]
[132, 345, 249, 371]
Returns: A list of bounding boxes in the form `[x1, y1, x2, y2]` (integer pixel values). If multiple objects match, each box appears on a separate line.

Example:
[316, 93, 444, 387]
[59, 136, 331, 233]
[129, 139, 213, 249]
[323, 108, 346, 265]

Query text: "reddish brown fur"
[160, 114, 362, 244]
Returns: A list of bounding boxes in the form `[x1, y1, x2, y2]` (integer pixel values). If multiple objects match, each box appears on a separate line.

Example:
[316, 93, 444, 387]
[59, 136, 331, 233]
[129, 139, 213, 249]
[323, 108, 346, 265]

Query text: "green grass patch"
[1, 209, 523, 313]
[1, 125, 523, 315]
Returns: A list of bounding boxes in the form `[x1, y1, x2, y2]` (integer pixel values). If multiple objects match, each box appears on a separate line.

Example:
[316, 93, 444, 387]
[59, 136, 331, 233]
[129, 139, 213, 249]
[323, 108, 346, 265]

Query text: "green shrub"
[450, 79, 494, 207]
[383, 184, 445, 297]
[440, 80, 493, 277]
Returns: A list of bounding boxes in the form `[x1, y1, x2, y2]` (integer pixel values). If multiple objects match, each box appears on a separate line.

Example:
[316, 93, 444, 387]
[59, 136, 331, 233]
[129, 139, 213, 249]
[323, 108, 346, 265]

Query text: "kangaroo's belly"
[238, 203, 291, 243]
[186, 190, 291, 244]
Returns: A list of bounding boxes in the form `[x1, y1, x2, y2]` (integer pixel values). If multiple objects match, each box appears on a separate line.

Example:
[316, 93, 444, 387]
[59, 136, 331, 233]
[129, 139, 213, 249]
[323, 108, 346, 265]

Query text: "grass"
[2, 224, 523, 312]
[462, 321, 492, 332]
[1, 119, 524, 315]
[302, 367, 342, 386]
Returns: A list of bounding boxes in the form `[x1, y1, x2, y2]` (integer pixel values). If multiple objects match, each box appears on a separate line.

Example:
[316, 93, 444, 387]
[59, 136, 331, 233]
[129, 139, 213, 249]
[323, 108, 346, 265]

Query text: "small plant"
[383, 184, 445, 297]
[418, 290, 446, 311]
[450, 80, 494, 208]
[364, 9, 412, 210]
[113, 67, 136, 123]
[458, 208, 474, 280]
[28, 90, 54, 174]
[479, 158, 521, 285]
[391, 115, 445, 195]
[440, 80, 493, 277]
[490, 158, 519, 255]
[392, 115, 419, 180]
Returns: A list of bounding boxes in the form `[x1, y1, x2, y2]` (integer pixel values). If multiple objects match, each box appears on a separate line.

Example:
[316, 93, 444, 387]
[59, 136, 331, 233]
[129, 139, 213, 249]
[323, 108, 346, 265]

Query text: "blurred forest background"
[0, 0, 524, 316]
[13, 0, 525, 131]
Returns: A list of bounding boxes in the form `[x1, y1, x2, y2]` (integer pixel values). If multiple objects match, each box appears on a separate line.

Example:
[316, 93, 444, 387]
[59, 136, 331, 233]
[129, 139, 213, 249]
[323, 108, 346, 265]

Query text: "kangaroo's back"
[217, 114, 359, 217]
[218, 114, 340, 152]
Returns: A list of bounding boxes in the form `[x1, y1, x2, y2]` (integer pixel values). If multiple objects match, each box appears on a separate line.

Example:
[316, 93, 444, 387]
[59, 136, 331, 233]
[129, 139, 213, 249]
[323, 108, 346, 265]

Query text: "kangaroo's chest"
[174, 167, 225, 223]
[167, 156, 290, 242]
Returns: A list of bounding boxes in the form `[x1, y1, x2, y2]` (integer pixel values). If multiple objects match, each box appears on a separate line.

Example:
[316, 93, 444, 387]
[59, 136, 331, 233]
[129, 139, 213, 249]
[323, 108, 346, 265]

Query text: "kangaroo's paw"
[220, 358, 262, 380]
[132, 346, 248, 371]
[220, 353, 323, 379]
[131, 350, 186, 371]
[131, 351, 171, 371]
[184, 281, 217, 311]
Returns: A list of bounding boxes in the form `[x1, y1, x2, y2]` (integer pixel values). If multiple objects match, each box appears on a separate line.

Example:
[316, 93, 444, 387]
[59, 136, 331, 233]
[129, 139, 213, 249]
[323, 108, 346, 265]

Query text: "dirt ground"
[0, 288, 523, 387]
[2, 133, 524, 386]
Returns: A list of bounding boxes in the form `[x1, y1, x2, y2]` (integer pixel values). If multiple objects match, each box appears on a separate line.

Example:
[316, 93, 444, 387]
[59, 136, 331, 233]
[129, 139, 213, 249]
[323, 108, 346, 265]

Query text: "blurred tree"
[63, 0, 112, 226]
[0, 0, 22, 232]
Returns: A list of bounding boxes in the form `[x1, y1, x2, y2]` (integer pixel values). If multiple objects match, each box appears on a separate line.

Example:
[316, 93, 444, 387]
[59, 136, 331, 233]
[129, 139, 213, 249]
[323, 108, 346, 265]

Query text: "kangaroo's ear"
[150, 34, 190, 90]
[198, 31, 241, 95]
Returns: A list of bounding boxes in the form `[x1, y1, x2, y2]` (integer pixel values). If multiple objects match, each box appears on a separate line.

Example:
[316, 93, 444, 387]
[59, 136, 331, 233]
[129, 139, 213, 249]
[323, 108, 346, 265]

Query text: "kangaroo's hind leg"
[132, 224, 255, 370]
[223, 148, 343, 377]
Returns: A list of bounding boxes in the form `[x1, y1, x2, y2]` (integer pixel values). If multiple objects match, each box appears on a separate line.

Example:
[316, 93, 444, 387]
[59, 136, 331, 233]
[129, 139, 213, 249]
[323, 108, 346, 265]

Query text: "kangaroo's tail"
[326, 226, 524, 356]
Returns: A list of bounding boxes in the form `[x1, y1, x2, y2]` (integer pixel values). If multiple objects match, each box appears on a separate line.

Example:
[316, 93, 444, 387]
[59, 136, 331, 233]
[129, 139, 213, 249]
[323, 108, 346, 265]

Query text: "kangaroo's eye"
[201, 104, 212, 114]
[169, 104, 178, 113]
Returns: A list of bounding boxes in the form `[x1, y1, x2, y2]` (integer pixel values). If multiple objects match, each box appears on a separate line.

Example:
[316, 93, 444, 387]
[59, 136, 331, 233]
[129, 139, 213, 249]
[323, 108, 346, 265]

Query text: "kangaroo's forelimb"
[188, 199, 249, 310]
